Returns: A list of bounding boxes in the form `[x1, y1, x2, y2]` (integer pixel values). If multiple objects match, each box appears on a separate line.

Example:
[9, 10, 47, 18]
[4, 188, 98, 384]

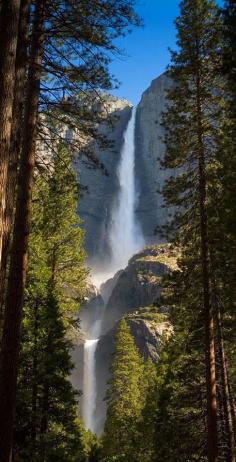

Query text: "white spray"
[82, 339, 99, 432]
[108, 106, 145, 273]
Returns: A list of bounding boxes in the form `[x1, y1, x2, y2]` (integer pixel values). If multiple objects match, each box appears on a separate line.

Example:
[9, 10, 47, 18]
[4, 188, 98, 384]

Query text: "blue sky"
[109, 0, 223, 105]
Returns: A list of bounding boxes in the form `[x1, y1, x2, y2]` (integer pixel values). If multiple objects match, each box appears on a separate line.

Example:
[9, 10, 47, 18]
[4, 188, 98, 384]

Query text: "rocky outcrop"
[92, 244, 176, 432]
[126, 308, 173, 362]
[101, 243, 177, 332]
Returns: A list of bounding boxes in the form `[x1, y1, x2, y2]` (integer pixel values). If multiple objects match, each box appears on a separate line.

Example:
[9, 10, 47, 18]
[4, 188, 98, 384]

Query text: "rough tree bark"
[31, 300, 40, 450]
[0, 0, 31, 326]
[0, 0, 21, 269]
[0, 0, 45, 460]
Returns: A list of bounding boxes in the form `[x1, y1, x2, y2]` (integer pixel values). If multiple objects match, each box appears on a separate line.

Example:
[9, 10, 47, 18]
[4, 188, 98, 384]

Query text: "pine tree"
[136, 358, 159, 462]
[154, 260, 208, 462]
[102, 319, 144, 462]
[160, 1, 226, 460]
[0, 0, 21, 274]
[12, 142, 87, 461]
[0, 0, 31, 312]
[0, 2, 140, 459]
[14, 291, 87, 462]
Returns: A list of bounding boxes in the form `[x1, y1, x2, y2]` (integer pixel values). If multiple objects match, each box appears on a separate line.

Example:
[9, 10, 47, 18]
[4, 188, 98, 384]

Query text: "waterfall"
[81, 106, 145, 433]
[82, 339, 99, 432]
[108, 106, 145, 273]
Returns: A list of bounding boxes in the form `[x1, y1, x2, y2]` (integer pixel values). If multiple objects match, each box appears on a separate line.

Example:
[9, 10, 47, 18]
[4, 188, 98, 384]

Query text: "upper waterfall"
[108, 107, 145, 274]
[91, 106, 145, 287]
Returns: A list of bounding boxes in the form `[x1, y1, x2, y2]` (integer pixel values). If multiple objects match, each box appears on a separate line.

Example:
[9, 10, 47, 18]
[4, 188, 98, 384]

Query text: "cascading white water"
[82, 106, 145, 433]
[82, 339, 99, 432]
[108, 106, 145, 273]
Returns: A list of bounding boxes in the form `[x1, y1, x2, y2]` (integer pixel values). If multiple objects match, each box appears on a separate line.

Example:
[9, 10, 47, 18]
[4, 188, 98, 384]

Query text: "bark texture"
[0, 0, 45, 459]
[0, 0, 20, 270]
[0, 0, 31, 323]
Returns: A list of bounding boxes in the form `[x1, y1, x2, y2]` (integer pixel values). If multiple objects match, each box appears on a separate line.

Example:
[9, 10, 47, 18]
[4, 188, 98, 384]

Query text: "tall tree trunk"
[0, 0, 45, 460]
[196, 73, 218, 462]
[31, 300, 39, 450]
[210, 251, 235, 461]
[40, 383, 49, 462]
[216, 308, 235, 461]
[228, 376, 236, 444]
[0, 0, 20, 270]
[0, 0, 31, 328]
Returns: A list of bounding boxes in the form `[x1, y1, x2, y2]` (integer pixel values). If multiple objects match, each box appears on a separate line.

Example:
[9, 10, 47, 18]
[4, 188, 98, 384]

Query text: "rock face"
[101, 243, 177, 332]
[126, 310, 172, 363]
[135, 73, 174, 241]
[75, 96, 132, 263]
[81, 244, 176, 433]
[76, 73, 174, 261]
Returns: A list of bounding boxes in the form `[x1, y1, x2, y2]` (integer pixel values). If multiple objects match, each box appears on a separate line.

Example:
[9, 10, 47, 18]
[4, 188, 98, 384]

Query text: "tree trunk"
[210, 251, 235, 461]
[228, 376, 236, 444]
[0, 0, 31, 329]
[0, 0, 45, 460]
[31, 300, 39, 450]
[217, 313, 235, 462]
[0, 0, 20, 271]
[40, 383, 49, 462]
[196, 73, 218, 462]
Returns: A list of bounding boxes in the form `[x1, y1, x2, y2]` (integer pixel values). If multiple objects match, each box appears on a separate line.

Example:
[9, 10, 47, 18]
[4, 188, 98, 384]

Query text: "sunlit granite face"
[75, 73, 174, 264]
[74, 96, 133, 263]
[135, 72, 174, 243]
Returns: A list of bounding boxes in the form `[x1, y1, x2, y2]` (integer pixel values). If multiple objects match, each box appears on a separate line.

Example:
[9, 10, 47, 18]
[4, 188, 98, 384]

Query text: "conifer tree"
[160, 1, 225, 460]
[102, 319, 144, 462]
[13, 142, 87, 461]
[0, 3, 140, 459]
[0, 0, 31, 311]
[0, 0, 21, 268]
[136, 358, 159, 462]
[154, 262, 208, 461]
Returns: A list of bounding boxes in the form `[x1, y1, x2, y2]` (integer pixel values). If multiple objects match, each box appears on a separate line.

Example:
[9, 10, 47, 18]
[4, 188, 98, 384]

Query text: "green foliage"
[219, 0, 236, 400]
[40, 0, 141, 165]
[151, 1, 231, 460]
[14, 144, 88, 461]
[126, 306, 168, 323]
[101, 319, 144, 462]
[101, 319, 161, 462]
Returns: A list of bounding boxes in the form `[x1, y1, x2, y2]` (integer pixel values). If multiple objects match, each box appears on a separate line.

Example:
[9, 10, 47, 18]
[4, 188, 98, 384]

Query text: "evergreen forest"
[0, 1, 235, 462]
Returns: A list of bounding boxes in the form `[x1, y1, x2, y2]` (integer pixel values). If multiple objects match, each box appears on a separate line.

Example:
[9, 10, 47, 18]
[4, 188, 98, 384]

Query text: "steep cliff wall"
[135, 72, 173, 242]
[76, 73, 173, 261]
[75, 98, 132, 263]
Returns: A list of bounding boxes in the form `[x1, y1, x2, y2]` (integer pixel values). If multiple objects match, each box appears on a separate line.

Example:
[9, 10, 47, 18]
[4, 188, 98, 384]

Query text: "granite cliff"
[75, 96, 132, 263]
[71, 73, 177, 434]
[76, 73, 172, 265]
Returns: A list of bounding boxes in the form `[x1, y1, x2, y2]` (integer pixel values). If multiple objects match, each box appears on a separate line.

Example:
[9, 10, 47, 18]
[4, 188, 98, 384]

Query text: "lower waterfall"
[82, 339, 99, 432]
[81, 106, 145, 433]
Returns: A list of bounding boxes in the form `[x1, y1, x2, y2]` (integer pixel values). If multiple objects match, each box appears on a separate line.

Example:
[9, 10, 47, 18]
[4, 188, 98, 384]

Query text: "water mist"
[108, 107, 144, 272]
